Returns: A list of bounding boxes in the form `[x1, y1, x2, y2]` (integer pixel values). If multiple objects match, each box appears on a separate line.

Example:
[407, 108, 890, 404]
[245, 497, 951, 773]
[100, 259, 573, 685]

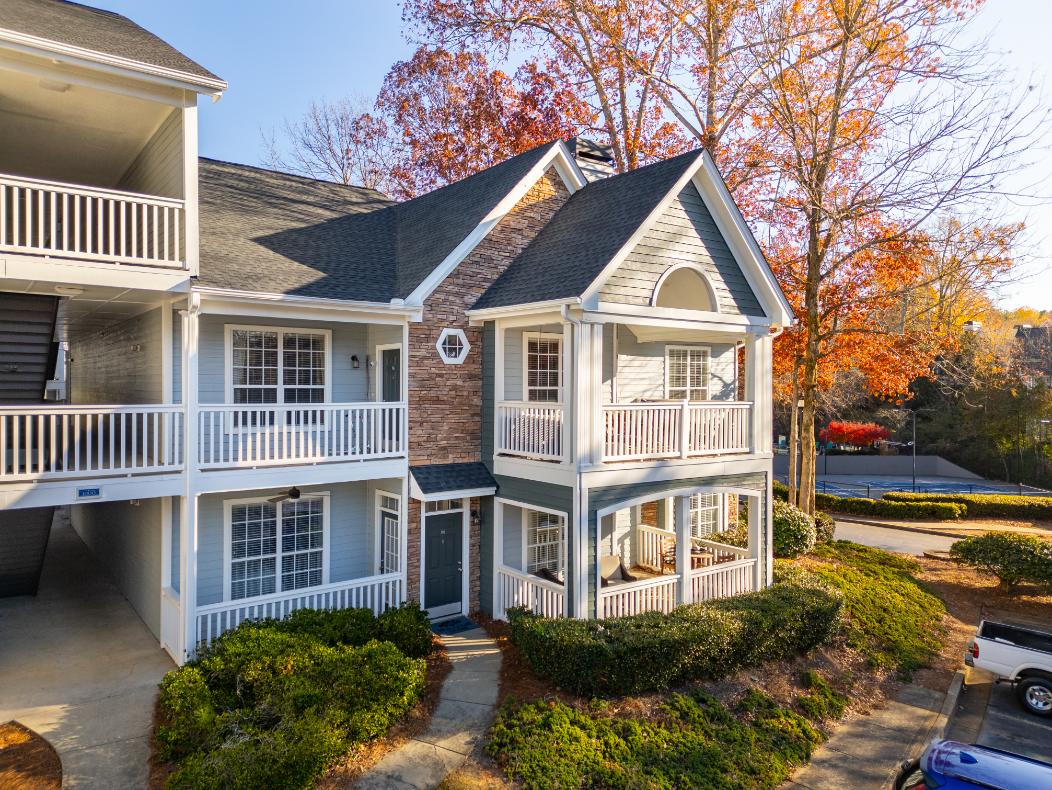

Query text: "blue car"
[895, 739, 1052, 789]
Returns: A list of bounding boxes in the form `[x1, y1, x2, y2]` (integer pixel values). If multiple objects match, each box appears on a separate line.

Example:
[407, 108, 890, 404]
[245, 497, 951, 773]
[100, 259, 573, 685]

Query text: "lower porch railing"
[496, 565, 566, 618]
[598, 574, 679, 618]
[194, 573, 403, 648]
[689, 558, 756, 602]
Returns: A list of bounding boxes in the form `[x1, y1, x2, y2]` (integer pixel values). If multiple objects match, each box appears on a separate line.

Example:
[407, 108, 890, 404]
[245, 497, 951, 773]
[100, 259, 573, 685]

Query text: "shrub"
[949, 532, 1052, 589]
[795, 670, 849, 722]
[813, 511, 836, 543]
[807, 542, 945, 678]
[814, 493, 965, 520]
[486, 690, 822, 790]
[884, 491, 1052, 521]
[156, 614, 426, 789]
[508, 579, 842, 697]
[773, 500, 817, 557]
[377, 603, 434, 659]
[261, 602, 433, 658]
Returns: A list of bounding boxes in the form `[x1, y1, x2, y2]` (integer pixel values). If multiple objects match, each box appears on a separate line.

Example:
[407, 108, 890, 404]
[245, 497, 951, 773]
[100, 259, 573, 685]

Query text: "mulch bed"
[0, 722, 61, 790]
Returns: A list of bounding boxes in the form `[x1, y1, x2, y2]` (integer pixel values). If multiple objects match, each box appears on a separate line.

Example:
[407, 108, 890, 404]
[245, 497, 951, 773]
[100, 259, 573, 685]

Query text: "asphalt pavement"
[833, 520, 956, 555]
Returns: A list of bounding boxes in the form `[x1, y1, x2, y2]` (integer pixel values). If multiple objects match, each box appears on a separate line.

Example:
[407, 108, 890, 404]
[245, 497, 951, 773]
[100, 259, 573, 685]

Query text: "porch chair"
[599, 554, 638, 587]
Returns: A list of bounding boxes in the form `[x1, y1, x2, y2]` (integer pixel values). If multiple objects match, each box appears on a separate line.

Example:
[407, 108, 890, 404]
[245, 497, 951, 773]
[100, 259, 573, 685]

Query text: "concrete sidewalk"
[787, 678, 959, 789]
[357, 626, 501, 790]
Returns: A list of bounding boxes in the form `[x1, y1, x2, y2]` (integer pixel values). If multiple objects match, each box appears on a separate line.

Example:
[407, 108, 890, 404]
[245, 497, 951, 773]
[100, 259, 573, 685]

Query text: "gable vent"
[567, 137, 615, 182]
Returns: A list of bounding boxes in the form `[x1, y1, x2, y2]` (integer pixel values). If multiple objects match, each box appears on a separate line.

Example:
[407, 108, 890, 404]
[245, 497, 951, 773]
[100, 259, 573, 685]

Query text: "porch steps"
[0, 292, 58, 404]
[0, 506, 55, 597]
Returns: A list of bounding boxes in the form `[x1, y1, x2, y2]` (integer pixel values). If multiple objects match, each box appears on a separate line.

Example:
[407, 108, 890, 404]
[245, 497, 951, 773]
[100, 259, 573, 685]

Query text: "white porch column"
[493, 500, 504, 618]
[560, 321, 572, 463]
[674, 495, 692, 607]
[179, 295, 200, 662]
[181, 102, 200, 278]
[747, 492, 763, 591]
[744, 331, 773, 455]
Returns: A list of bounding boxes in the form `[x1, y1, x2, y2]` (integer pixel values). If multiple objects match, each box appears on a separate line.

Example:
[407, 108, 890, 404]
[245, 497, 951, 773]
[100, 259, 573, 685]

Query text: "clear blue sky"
[92, 0, 1051, 311]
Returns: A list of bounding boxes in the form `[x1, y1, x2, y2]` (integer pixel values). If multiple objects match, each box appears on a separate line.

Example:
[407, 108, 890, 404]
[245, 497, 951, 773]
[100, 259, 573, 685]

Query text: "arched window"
[652, 265, 717, 312]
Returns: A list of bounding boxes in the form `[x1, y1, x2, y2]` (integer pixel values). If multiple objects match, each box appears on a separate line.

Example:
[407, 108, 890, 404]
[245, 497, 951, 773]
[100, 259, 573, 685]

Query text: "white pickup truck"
[966, 620, 1052, 717]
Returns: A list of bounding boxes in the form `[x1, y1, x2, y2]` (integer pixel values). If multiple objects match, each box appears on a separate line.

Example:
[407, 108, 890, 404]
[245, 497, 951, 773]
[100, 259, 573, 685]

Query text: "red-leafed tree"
[820, 421, 890, 447]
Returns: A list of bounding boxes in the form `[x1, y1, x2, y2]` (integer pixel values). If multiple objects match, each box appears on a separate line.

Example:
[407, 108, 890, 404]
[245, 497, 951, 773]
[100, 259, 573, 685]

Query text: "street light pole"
[912, 410, 917, 493]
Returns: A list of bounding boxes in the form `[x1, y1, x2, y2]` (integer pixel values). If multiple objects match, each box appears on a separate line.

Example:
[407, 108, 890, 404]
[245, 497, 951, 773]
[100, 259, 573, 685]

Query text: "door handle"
[457, 562, 463, 573]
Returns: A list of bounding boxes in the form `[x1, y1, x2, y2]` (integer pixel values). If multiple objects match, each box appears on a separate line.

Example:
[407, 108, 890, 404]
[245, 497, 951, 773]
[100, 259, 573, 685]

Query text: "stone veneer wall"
[406, 168, 571, 605]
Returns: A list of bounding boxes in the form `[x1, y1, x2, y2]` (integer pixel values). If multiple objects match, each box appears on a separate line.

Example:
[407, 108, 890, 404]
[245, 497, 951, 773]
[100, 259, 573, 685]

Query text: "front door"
[424, 512, 463, 618]
[381, 348, 401, 402]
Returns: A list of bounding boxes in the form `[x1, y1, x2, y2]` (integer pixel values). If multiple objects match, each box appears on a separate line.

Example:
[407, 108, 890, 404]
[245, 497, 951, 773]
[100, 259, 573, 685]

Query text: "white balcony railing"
[689, 558, 756, 602]
[496, 565, 566, 618]
[637, 524, 673, 572]
[496, 401, 564, 461]
[0, 173, 185, 268]
[598, 574, 680, 618]
[195, 573, 403, 649]
[0, 405, 184, 481]
[198, 403, 406, 469]
[603, 401, 752, 461]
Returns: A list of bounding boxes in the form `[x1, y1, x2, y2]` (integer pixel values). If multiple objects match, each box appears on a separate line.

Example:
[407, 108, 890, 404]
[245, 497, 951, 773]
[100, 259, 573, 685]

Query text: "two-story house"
[0, 0, 792, 665]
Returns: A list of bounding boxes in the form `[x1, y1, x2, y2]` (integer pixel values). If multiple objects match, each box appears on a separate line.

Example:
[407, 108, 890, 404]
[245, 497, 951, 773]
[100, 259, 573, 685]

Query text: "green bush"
[377, 603, 435, 659]
[884, 491, 1052, 521]
[508, 579, 843, 697]
[486, 690, 823, 790]
[814, 493, 966, 520]
[256, 601, 432, 658]
[813, 511, 836, 543]
[795, 670, 848, 721]
[949, 532, 1052, 589]
[156, 614, 426, 789]
[807, 542, 945, 678]
[773, 500, 817, 557]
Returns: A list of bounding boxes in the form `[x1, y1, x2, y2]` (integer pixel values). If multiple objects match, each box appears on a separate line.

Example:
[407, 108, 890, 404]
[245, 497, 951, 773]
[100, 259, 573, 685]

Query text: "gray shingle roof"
[197, 143, 559, 303]
[411, 463, 497, 495]
[0, 0, 222, 86]
[473, 149, 703, 311]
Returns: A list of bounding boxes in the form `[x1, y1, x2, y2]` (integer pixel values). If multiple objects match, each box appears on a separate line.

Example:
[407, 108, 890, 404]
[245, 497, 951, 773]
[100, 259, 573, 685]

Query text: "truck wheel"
[1017, 677, 1052, 717]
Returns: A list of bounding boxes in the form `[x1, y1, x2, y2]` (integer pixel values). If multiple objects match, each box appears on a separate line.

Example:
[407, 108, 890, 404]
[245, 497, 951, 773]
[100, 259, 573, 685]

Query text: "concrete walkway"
[788, 682, 951, 789]
[0, 512, 174, 789]
[357, 626, 501, 789]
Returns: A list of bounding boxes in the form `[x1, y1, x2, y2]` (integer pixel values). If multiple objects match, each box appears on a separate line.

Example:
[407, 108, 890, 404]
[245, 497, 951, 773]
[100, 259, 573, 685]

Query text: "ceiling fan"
[268, 486, 301, 504]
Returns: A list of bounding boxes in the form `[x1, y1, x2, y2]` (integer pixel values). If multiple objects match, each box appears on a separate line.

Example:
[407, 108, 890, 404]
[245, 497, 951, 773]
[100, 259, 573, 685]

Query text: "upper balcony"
[0, 52, 195, 291]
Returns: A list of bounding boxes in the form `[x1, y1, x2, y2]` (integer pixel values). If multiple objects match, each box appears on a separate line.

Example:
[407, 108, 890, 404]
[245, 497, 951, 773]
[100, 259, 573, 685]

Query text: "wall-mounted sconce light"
[351, 355, 360, 369]
[470, 509, 481, 529]
[368, 356, 375, 368]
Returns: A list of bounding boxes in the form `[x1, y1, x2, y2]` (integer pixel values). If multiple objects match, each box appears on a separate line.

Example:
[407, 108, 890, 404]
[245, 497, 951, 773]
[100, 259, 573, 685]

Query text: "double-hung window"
[524, 510, 565, 578]
[228, 327, 330, 426]
[376, 492, 401, 575]
[689, 493, 723, 538]
[228, 495, 328, 601]
[665, 346, 710, 401]
[524, 333, 561, 402]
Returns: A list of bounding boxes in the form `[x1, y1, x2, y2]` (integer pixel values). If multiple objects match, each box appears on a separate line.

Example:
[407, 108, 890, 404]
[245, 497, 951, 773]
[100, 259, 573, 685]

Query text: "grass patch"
[486, 689, 823, 790]
[802, 541, 945, 678]
[795, 671, 849, 722]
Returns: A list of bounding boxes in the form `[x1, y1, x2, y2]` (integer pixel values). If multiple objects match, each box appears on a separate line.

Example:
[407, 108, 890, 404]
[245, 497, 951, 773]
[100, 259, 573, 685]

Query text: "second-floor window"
[524, 333, 561, 402]
[228, 326, 330, 407]
[665, 346, 710, 401]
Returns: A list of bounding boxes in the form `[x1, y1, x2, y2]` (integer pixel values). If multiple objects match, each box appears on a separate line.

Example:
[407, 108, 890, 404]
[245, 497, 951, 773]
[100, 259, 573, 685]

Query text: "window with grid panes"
[666, 347, 710, 401]
[279, 497, 325, 591]
[526, 510, 565, 577]
[689, 493, 722, 537]
[230, 502, 278, 599]
[377, 493, 400, 574]
[525, 334, 561, 402]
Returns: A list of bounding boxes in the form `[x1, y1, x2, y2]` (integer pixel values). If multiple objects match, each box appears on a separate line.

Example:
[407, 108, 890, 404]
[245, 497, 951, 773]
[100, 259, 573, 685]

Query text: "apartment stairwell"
[0, 292, 60, 597]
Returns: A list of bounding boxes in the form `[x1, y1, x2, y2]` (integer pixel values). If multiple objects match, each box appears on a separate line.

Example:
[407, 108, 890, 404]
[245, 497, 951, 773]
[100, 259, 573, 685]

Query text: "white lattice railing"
[0, 405, 184, 481]
[496, 401, 564, 461]
[599, 574, 680, 618]
[637, 524, 673, 572]
[195, 573, 403, 648]
[602, 401, 752, 461]
[496, 566, 566, 618]
[690, 558, 756, 603]
[0, 173, 185, 267]
[198, 403, 405, 468]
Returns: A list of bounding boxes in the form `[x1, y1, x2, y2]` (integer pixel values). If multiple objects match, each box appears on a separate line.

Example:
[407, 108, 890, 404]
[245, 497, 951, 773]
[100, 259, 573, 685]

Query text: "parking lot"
[947, 674, 1052, 764]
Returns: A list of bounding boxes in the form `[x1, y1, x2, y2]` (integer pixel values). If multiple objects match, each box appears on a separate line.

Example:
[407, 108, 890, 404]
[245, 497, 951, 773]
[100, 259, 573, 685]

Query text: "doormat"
[431, 616, 478, 636]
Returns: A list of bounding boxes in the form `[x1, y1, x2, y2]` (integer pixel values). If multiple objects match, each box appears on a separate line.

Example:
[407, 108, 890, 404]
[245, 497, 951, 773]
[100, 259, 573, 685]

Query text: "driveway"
[0, 511, 174, 789]
[833, 520, 956, 556]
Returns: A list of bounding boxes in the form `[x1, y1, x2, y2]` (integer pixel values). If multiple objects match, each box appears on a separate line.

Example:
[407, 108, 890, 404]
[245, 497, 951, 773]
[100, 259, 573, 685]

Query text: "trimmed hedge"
[950, 531, 1052, 589]
[155, 606, 430, 789]
[814, 494, 966, 520]
[508, 576, 843, 697]
[884, 491, 1052, 521]
[773, 500, 817, 557]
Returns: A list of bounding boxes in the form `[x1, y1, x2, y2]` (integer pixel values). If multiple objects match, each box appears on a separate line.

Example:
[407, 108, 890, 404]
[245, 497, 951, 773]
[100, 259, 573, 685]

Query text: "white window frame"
[689, 492, 724, 538]
[222, 493, 331, 602]
[374, 490, 402, 575]
[664, 345, 711, 402]
[522, 331, 563, 403]
[436, 327, 471, 365]
[521, 508, 567, 579]
[224, 324, 333, 407]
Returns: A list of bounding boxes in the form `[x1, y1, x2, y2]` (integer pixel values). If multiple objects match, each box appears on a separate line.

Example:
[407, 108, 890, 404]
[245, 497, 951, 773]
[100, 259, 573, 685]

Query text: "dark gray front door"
[425, 512, 462, 616]
[381, 348, 401, 402]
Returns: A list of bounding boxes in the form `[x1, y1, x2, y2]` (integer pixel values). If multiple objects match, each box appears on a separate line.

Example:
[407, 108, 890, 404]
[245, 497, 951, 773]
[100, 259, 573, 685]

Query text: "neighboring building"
[1015, 325, 1052, 388]
[0, 0, 793, 663]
